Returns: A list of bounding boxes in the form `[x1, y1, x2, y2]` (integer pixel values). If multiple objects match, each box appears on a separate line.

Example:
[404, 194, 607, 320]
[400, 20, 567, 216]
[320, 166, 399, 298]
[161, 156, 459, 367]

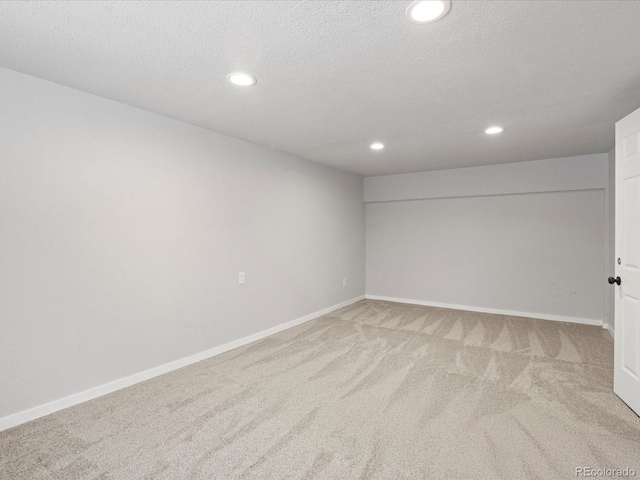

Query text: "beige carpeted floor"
[2, 300, 639, 479]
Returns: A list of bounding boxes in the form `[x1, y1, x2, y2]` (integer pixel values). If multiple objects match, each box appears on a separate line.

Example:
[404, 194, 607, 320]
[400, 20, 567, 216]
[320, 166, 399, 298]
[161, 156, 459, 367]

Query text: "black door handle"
[608, 276, 621, 285]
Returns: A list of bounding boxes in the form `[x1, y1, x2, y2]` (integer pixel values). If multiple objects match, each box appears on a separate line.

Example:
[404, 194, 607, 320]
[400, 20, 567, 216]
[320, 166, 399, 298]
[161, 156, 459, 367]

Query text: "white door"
[614, 107, 640, 416]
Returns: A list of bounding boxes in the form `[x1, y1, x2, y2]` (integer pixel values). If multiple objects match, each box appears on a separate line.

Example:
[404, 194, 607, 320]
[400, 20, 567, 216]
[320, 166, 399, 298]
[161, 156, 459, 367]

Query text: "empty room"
[1, 1, 640, 478]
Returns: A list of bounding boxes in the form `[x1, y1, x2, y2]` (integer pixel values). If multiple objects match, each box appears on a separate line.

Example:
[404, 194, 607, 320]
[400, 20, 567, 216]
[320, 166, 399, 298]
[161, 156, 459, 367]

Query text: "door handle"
[608, 276, 621, 285]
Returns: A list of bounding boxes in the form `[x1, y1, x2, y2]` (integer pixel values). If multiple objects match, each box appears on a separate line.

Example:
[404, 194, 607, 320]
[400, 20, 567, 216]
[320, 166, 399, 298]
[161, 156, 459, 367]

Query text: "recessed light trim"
[405, 0, 451, 24]
[227, 72, 257, 87]
[484, 126, 504, 135]
[370, 142, 385, 150]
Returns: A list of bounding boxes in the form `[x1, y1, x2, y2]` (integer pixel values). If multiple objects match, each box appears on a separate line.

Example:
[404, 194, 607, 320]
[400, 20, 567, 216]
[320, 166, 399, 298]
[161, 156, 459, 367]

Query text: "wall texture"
[0, 67, 365, 420]
[365, 155, 608, 324]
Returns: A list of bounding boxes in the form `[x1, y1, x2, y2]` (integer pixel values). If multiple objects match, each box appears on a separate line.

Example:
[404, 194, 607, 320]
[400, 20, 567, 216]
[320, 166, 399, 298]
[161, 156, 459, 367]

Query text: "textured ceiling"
[1, 1, 640, 176]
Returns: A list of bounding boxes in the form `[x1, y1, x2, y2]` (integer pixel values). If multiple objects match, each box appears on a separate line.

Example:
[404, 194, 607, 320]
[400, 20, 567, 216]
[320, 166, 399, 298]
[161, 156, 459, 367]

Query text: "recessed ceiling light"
[405, 0, 451, 24]
[227, 72, 257, 87]
[370, 142, 385, 150]
[484, 126, 504, 134]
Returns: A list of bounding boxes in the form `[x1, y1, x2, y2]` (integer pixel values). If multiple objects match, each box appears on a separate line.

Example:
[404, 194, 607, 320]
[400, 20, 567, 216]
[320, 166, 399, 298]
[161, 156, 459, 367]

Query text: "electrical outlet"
[239, 272, 245, 285]
[343, 278, 347, 287]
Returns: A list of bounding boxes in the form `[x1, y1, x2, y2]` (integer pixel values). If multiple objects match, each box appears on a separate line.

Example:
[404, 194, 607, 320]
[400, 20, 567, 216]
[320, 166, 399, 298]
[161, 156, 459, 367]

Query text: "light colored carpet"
[1, 299, 639, 479]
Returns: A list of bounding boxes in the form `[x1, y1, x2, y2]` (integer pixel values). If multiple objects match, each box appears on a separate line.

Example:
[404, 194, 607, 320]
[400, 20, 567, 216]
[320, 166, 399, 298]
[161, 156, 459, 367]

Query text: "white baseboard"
[603, 322, 615, 338]
[366, 295, 602, 327]
[0, 295, 365, 433]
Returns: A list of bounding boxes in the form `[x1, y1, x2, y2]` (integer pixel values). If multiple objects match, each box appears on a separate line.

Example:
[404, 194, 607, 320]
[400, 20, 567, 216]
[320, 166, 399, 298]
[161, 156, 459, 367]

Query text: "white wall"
[364, 154, 607, 203]
[365, 155, 609, 324]
[0, 67, 365, 420]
